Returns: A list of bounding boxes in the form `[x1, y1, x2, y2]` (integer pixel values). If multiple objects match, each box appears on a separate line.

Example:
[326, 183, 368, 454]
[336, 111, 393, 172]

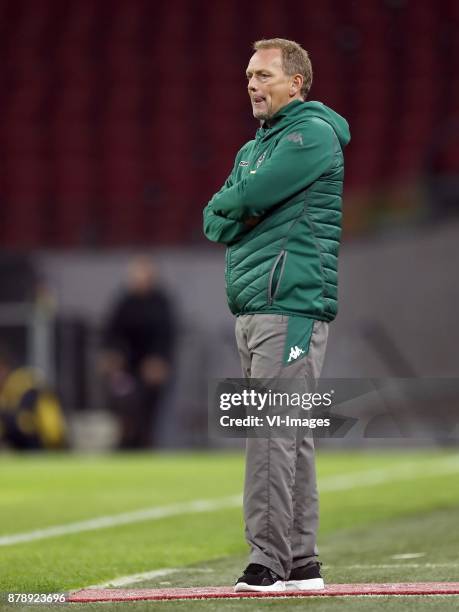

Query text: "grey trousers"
[235, 314, 329, 579]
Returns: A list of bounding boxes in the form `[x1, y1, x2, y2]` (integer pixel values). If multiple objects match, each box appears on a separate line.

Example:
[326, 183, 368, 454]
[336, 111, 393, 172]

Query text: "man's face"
[246, 48, 299, 121]
[127, 258, 157, 294]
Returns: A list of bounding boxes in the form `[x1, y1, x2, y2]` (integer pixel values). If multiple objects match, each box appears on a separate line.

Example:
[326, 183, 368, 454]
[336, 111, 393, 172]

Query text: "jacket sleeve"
[202, 145, 253, 244]
[203, 205, 251, 244]
[210, 120, 336, 221]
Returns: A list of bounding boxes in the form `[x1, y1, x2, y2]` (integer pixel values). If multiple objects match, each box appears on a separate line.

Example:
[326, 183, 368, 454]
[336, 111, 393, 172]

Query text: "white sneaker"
[234, 563, 286, 593]
[285, 562, 325, 591]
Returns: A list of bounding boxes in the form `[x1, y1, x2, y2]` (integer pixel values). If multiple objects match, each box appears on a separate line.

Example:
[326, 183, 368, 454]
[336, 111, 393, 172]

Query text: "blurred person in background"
[0, 345, 67, 450]
[204, 39, 350, 592]
[99, 257, 176, 449]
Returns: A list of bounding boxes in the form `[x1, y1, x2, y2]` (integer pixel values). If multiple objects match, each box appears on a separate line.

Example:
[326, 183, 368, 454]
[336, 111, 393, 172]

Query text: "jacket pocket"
[268, 250, 287, 305]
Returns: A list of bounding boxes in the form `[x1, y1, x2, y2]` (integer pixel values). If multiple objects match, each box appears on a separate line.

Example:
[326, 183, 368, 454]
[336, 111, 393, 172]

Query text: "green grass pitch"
[0, 449, 458, 611]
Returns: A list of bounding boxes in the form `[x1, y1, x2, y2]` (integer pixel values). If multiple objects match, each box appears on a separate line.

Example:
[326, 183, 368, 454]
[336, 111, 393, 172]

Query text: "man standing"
[203, 39, 350, 592]
[100, 257, 175, 449]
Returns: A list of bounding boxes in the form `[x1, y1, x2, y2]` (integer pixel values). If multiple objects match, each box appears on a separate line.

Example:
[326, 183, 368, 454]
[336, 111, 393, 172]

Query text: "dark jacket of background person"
[103, 288, 175, 377]
[100, 259, 176, 449]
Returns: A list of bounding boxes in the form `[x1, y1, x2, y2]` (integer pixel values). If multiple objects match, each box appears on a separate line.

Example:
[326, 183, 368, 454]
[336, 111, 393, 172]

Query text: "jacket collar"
[256, 99, 304, 139]
[268, 99, 303, 124]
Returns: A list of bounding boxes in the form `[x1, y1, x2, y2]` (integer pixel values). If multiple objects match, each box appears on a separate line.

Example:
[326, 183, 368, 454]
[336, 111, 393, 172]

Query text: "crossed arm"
[202, 146, 255, 245]
[203, 204, 253, 245]
[203, 120, 335, 245]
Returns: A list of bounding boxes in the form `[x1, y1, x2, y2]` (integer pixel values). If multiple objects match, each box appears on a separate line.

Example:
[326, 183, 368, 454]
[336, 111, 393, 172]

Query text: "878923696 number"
[7, 593, 66, 604]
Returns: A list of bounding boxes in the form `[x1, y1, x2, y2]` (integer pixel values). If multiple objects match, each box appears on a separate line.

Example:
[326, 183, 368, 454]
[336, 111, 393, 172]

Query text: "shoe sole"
[234, 580, 286, 593]
[285, 578, 325, 591]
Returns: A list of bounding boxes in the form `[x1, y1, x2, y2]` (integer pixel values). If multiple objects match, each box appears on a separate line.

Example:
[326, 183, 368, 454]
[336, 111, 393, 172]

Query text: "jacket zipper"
[267, 249, 287, 305]
[225, 247, 231, 287]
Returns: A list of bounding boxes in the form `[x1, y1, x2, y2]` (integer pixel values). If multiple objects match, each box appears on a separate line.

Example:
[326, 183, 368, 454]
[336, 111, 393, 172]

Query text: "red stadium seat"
[0, 0, 455, 245]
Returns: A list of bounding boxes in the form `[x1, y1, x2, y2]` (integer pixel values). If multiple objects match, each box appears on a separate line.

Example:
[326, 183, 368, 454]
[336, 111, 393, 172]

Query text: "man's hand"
[203, 204, 253, 245]
[98, 350, 126, 375]
[140, 356, 170, 386]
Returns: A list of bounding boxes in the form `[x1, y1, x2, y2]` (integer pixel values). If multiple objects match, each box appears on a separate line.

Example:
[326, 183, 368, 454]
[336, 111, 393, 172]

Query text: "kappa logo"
[287, 345, 305, 362]
[239, 160, 249, 167]
[285, 132, 304, 146]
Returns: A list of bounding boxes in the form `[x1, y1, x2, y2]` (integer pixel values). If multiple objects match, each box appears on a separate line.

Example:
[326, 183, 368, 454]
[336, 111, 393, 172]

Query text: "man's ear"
[290, 74, 303, 97]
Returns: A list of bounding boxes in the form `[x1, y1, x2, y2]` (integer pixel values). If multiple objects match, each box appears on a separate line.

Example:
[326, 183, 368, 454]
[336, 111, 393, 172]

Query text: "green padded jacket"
[203, 99, 350, 322]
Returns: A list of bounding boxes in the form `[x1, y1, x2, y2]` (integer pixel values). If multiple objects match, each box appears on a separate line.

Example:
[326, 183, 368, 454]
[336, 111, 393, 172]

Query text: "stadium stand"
[0, 0, 457, 246]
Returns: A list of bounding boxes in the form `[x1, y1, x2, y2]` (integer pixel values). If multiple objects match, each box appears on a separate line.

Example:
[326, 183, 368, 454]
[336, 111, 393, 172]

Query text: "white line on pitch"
[85, 567, 214, 590]
[86, 568, 178, 589]
[0, 495, 242, 547]
[318, 455, 459, 493]
[1, 455, 459, 547]
[391, 553, 426, 560]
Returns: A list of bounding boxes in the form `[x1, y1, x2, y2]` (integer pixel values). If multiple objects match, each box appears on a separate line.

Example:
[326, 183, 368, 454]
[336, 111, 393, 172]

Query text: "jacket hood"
[261, 99, 351, 148]
[302, 101, 351, 148]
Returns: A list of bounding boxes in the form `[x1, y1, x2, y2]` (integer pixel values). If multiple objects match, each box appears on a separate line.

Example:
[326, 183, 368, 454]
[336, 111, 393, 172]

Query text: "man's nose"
[248, 77, 257, 92]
